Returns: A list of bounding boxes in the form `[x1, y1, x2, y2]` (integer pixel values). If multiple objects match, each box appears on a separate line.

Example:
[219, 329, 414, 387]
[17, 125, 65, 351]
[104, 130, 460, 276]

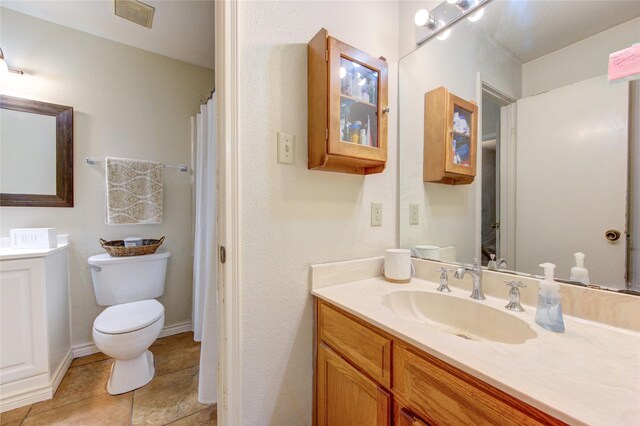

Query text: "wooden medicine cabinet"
[424, 87, 477, 185]
[308, 28, 388, 175]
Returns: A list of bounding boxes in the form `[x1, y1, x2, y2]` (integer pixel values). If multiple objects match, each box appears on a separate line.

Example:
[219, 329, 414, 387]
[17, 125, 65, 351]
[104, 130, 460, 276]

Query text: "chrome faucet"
[454, 259, 485, 300]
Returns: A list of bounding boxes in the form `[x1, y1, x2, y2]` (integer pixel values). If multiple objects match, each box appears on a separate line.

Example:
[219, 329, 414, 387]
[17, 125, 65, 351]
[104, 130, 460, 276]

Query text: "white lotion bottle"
[535, 262, 565, 333]
[569, 252, 590, 285]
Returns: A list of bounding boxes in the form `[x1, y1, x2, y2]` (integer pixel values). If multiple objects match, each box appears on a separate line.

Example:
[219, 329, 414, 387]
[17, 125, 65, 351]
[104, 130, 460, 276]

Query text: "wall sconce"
[0, 48, 24, 75]
[415, 0, 491, 46]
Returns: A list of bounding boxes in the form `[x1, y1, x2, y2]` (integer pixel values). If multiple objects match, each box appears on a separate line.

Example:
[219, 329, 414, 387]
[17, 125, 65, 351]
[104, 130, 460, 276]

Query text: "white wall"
[522, 17, 640, 97]
[237, 1, 398, 423]
[0, 9, 214, 346]
[398, 18, 521, 262]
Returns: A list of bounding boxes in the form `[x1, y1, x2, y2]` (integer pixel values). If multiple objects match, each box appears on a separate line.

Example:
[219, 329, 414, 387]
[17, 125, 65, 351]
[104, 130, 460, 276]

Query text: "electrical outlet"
[277, 132, 294, 164]
[371, 203, 382, 227]
[409, 204, 419, 225]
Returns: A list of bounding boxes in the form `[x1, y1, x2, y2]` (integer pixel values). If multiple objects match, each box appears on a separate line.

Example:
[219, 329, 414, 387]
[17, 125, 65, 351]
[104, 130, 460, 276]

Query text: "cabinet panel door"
[327, 37, 388, 162]
[317, 343, 390, 426]
[0, 259, 48, 384]
[319, 301, 392, 388]
[444, 93, 477, 177]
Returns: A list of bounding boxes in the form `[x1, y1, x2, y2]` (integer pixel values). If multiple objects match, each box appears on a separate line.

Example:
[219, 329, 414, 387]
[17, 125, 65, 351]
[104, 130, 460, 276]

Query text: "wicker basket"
[100, 236, 165, 257]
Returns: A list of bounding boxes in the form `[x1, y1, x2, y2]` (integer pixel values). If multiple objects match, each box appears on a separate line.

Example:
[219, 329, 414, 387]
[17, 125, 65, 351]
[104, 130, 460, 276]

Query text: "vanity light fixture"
[415, 0, 491, 46]
[0, 48, 24, 75]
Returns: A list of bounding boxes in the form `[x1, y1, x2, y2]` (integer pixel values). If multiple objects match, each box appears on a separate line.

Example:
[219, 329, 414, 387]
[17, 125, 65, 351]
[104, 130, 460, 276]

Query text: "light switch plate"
[277, 132, 294, 164]
[409, 204, 419, 225]
[371, 203, 382, 227]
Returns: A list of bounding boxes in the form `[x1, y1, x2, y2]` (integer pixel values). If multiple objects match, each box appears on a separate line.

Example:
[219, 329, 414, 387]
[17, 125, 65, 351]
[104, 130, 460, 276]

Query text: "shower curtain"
[192, 94, 217, 404]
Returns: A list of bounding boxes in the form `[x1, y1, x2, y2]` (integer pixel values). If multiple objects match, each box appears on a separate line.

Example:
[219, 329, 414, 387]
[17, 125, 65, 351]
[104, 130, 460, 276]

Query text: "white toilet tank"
[88, 251, 170, 306]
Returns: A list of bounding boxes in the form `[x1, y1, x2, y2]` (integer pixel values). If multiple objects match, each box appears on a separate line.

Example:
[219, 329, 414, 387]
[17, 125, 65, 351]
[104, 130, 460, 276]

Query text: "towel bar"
[86, 157, 189, 173]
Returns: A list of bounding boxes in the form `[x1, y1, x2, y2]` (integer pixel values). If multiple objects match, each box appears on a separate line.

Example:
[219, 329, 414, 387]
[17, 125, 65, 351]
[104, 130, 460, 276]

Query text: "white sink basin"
[381, 291, 537, 344]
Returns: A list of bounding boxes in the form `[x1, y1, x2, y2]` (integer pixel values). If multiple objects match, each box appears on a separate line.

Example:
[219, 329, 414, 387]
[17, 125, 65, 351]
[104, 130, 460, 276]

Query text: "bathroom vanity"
[311, 257, 640, 425]
[0, 237, 72, 412]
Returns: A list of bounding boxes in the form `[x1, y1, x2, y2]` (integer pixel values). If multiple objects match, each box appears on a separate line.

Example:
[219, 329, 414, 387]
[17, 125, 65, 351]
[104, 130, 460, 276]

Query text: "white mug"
[383, 249, 414, 283]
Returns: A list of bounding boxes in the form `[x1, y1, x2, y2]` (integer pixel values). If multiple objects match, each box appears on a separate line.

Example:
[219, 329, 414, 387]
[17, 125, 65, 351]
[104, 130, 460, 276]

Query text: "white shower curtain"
[192, 94, 217, 404]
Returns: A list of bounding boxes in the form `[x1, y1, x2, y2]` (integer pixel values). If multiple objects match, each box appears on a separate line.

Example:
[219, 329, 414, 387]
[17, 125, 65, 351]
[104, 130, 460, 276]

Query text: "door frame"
[216, 0, 241, 423]
[475, 74, 517, 265]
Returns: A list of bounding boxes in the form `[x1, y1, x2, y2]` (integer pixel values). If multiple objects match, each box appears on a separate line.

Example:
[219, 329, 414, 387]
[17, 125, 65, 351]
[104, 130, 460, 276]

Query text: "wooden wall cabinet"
[308, 28, 388, 175]
[314, 299, 565, 426]
[424, 87, 478, 185]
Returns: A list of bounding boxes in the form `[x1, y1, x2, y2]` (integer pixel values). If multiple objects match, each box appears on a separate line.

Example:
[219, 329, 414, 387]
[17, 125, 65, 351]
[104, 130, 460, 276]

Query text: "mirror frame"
[0, 95, 74, 207]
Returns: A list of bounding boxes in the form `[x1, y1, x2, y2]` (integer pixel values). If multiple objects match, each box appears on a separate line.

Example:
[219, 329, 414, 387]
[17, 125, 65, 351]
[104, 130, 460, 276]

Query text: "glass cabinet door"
[444, 94, 477, 177]
[338, 57, 379, 148]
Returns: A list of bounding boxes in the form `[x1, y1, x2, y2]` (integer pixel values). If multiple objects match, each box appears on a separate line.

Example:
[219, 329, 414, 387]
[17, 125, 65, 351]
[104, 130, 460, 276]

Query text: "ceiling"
[0, 0, 215, 69]
[475, 0, 640, 63]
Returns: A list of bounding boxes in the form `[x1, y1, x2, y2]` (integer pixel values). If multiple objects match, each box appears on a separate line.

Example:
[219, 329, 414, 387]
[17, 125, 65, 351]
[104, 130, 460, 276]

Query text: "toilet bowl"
[92, 299, 164, 394]
[88, 251, 170, 395]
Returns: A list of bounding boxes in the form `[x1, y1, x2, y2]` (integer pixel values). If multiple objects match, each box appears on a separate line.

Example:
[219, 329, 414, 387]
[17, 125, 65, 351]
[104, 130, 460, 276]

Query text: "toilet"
[88, 250, 170, 395]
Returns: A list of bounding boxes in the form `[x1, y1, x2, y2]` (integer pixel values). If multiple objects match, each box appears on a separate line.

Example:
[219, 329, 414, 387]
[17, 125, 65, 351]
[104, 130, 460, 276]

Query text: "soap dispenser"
[535, 263, 565, 333]
[569, 252, 590, 285]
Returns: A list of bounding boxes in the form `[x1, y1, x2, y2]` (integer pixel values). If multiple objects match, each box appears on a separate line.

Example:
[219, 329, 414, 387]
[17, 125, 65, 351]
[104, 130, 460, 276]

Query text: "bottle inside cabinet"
[339, 57, 379, 148]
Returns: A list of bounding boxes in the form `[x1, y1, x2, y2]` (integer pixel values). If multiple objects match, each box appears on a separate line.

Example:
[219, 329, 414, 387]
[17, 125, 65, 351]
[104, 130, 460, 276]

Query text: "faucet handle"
[504, 280, 525, 312]
[435, 268, 452, 292]
[505, 280, 525, 289]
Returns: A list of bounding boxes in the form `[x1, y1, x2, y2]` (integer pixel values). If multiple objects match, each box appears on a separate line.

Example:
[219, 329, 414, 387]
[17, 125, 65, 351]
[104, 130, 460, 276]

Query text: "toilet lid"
[94, 299, 164, 334]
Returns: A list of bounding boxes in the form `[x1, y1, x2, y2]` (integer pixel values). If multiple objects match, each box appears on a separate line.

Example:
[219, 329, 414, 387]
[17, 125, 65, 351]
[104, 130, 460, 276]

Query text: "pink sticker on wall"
[608, 44, 640, 81]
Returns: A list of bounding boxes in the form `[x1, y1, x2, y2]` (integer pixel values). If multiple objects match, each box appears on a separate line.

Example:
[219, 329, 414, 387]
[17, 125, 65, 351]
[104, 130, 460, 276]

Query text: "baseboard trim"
[51, 350, 73, 393]
[71, 321, 192, 358]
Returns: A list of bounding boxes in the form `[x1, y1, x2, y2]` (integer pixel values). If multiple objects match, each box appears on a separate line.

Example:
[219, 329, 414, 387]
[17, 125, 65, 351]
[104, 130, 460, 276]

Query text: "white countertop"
[0, 235, 69, 260]
[312, 276, 640, 426]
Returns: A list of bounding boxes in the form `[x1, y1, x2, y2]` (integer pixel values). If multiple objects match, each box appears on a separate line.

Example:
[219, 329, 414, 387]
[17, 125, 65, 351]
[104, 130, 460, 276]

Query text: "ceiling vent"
[114, 0, 155, 29]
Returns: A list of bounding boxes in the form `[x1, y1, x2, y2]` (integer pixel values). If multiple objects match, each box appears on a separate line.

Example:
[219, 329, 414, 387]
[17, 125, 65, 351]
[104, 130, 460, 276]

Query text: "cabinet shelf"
[340, 94, 377, 108]
[308, 28, 388, 175]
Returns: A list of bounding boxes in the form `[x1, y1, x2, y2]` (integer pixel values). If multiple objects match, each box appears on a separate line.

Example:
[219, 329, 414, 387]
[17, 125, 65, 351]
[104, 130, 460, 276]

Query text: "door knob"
[605, 229, 621, 241]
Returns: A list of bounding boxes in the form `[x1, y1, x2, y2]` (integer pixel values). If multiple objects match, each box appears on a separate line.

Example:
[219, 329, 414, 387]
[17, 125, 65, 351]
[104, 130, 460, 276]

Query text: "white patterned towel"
[106, 157, 163, 225]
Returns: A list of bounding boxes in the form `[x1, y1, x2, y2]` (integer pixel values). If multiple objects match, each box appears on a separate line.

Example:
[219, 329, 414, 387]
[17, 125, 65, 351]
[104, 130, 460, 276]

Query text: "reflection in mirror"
[0, 95, 74, 207]
[399, 1, 640, 292]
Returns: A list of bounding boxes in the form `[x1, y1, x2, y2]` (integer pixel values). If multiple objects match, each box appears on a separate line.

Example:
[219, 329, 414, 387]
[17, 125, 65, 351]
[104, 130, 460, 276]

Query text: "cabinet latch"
[219, 245, 226, 264]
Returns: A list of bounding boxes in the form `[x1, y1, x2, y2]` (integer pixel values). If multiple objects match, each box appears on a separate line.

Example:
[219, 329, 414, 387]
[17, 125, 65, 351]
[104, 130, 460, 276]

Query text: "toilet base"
[107, 350, 155, 395]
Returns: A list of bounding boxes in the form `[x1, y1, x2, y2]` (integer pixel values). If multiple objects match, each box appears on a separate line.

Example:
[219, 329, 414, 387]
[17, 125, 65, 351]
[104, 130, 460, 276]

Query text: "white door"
[515, 75, 628, 287]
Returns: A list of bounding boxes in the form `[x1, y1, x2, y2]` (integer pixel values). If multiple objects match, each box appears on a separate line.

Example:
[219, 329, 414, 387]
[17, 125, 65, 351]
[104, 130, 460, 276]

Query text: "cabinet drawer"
[393, 343, 565, 426]
[318, 301, 391, 388]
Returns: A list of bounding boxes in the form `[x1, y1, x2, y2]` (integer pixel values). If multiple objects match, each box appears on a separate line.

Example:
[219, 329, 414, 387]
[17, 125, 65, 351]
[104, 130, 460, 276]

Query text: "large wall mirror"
[0, 95, 74, 207]
[399, 1, 640, 292]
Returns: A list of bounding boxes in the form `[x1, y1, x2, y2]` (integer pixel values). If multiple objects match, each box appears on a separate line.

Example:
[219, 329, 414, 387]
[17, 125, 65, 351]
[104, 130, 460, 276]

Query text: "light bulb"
[467, 7, 484, 22]
[446, 0, 458, 4]
[340, 67, 346, 79]
[414, 9, 430, 27]
[437, 23, 452, 41]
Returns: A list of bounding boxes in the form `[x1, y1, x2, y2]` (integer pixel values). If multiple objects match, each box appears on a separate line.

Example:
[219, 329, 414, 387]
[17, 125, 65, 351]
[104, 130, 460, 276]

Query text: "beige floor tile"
[0, 404, 31, 425]
[168, 405, 217, 426]
[151, 333, 200, 377]
[70, 351, 110, 368]
[132, 365, 207, 425]
[29, 359, 113, 416]
[22, 393, 132, 426]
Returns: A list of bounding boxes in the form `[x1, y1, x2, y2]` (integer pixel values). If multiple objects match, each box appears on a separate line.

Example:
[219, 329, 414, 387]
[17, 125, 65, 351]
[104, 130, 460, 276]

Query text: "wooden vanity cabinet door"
[318, 301, 392, 388]
[317, 343, 391, 426]
[393, 343, 564, 426]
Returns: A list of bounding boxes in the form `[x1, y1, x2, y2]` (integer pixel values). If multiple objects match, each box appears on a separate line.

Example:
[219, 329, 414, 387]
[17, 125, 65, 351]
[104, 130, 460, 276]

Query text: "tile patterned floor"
[1, 333, 216, 426]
